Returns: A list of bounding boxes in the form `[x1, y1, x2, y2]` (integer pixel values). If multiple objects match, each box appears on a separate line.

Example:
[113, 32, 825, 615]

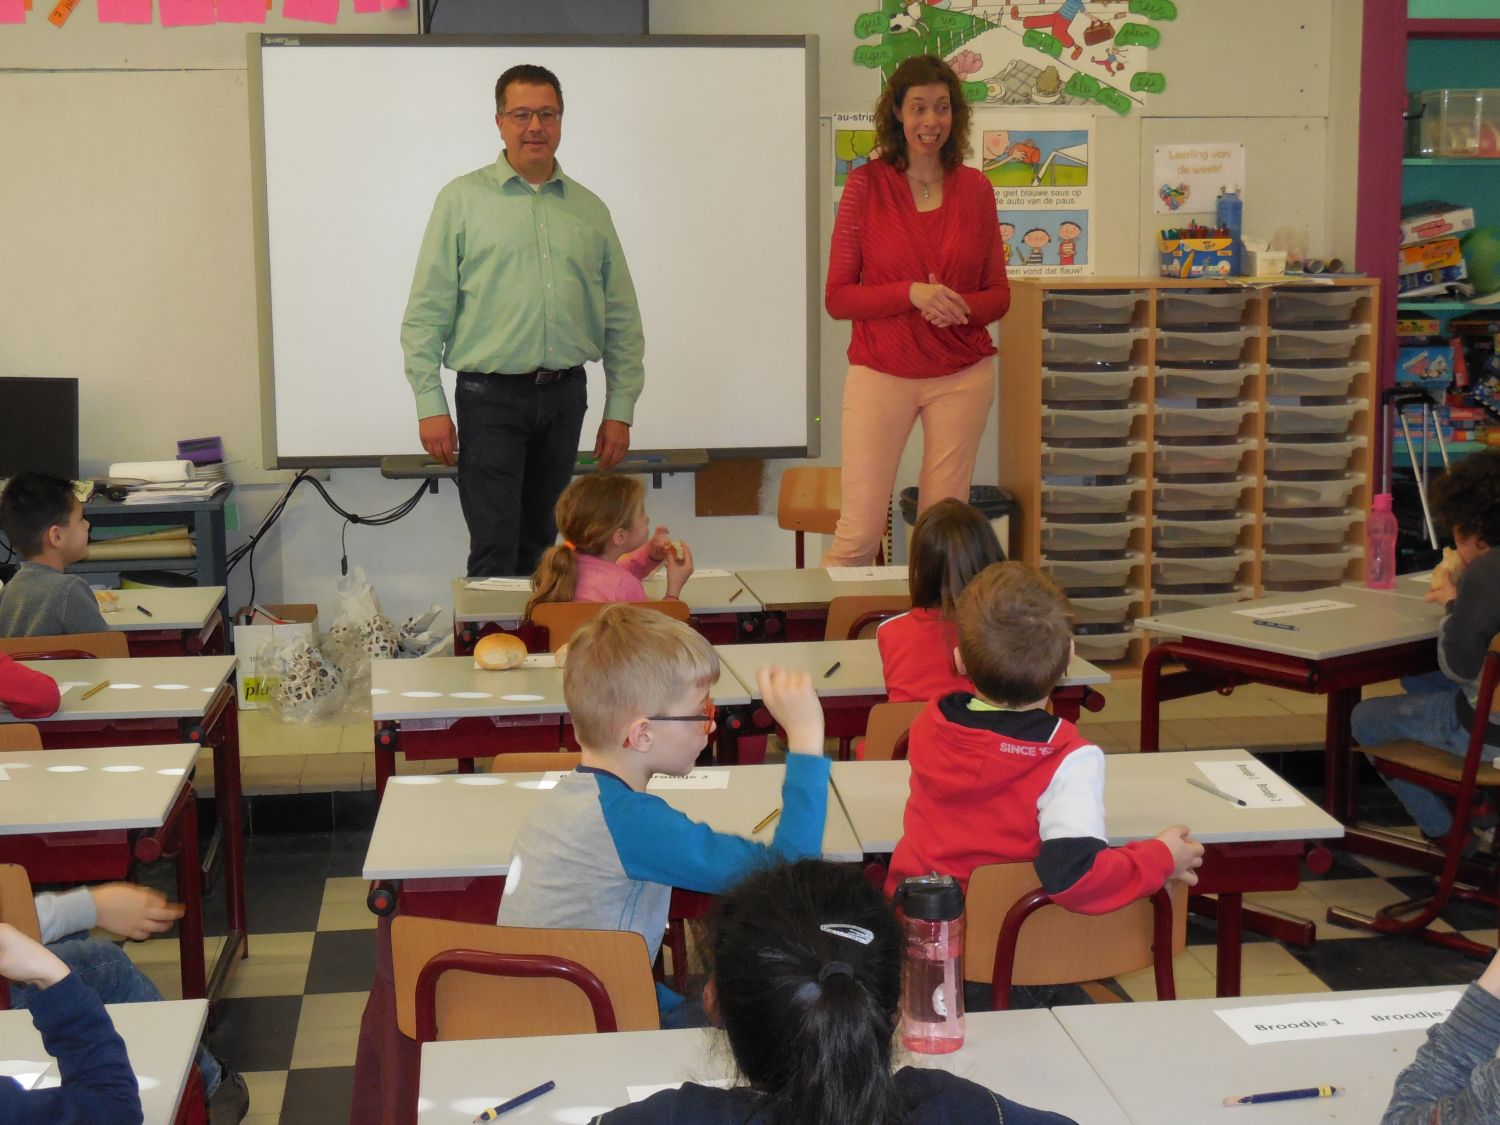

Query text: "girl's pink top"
[571, 545, 661, 603]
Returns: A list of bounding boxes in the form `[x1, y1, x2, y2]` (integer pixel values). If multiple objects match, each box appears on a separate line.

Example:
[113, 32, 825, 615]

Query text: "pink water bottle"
[1366, 493, 1398, 589]
[894, 873, 965, 1054]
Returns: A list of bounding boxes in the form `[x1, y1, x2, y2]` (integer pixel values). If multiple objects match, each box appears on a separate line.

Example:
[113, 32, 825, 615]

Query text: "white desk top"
[371, 657, 752, 721]
[451, 574, 765, 625]
[0, 997, 206, 1125]
[1136, 585, 1442, 660]
[1, 657, 236, 724]
[831, 748, 1343, 854]
[734, 567, 911, 611]
[363, 763, 863, 880]
[0, 744, 198, 834]
[451, 577, 530, 626]
[1056, 986, 1448, 1125]
[417, 1008, 1128, 1124]
[101, 587, 225, 632]
[714, 640, 887, 700]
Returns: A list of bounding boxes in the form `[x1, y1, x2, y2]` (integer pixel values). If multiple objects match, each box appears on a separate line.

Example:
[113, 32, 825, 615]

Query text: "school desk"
[1055, 985, 1449, 1124]
[416, 1009, 1130, 1125]
[370, 657, 755, 798]
[100, 586, 227, 656]
[0, 656, 246, 1001]
[0, 997, 209, 1125]
[734, 565, 912, 640]
[0, 743, 205, 999]
[829, 749, 1344, 998]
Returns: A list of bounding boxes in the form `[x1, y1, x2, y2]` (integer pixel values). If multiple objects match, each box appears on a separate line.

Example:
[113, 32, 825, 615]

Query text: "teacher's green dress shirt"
[400, 155, 646, 424]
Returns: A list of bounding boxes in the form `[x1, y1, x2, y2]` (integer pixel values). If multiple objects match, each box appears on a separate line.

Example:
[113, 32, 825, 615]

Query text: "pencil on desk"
[1224, 1085, 1340, 1106]
[823, 661, 841, 678]
[135, 604, 154, 617]
[81, 680, 110, 701]
[1187, 776, 1247, 806]
[728, 587, 744, 603]
[753, 807, 781, 834]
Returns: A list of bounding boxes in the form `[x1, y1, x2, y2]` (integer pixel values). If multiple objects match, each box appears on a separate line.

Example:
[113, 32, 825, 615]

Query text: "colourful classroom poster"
[283, 0, 337, 22]
[158, 0, 212, 24]
[1152, 141, 1245, 215]
[970, 109, 1094, 277]
[382, 0, 408, 9]
[218, 0, 268, 22]
[0, 0, 26, 22]
[97, 0, 151, 23]
[830, 112, 876, 223]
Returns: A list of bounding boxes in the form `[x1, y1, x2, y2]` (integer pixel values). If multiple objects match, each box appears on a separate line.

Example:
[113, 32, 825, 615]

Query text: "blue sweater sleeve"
[0, 973, 142, 1125]
[601, 754, 831, 893]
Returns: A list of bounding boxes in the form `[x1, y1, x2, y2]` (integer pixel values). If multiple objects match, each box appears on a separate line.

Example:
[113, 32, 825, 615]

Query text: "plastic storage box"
[1042, 403, 1146, 441]
[1042, 441, 1144, 479]
[1154, 477, 1251, 512]
[1410, 89, 1500, 158]
[1154, 437, 1255, 477]
[1263, 472, 1365, 511]
[1157, 364, 1253, 399]
[1041, 515, 1144, 554]
[1269, 288, 1363, 326]
[1153, 512, 1252, 550]
[1151, 585, 1252, 615]
[1264, 401, 1364, 437]
[1152, 549, 1252, 587]
[1262, 510, 1360, 548]
[1155, 327, 1256, 363]
[1261, 544, 1362, 588]
[1072, 628, 1136, 663]
[1041, 365, 1142, 404]
[1156, 289, 1253, 327]
[1267, 362, 1366, 398]
[1155, 400, 1259, 439]
[1042, 327, 1145, 364]
[1042, 290, 1145, 327]
[1068, 589, 1140, 627]
[1267, 324, 1370, 362]
[1042, 479, 1144, 516]
[1042, 551, 1141, 591]
[1264, 436, 1366, 474]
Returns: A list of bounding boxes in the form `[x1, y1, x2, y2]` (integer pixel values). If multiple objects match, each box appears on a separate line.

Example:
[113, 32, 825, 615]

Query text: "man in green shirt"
[401, 64, 646, 576]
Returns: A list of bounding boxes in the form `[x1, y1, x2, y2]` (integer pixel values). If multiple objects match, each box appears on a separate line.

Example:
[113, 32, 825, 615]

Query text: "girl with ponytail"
[596, 859, 1076, 1125]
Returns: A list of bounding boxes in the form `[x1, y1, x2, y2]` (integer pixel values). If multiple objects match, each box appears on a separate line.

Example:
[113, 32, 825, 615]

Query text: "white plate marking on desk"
[826, 565, 907, 582]
[454, 776, 506, 786]
[449, 691, 493, 700]
[501, 693, 545, 702]
[0, 1060, 53, 1091]
[56, 682, 87, 692]
[155, 683, 190, 691]
[103, 765, 144, 773]
[514, 770, 571, 790]
[627, 1078, 736, 1101]
[1215, 990, 1460, 1045]
[109, 683, 141, 691]
[390, 775, 443, 785]
[1230, 598, 1354, 620]
[401, 690, 442, 699]
[47, 765, 87, 773]
[464, 577, 532, 592]
[157, 767, 186, 776]
[648, 770, 730, 790]
[1196, 760, 1305, 808]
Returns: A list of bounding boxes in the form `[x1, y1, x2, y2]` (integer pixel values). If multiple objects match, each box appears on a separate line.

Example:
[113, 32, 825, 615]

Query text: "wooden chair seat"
[488, 751, 583, 774]
[777, 467, 840, 568]
[0, 725, 43, 753]
[860, 701, 925, 762]
[823, 594, 911, 642]
[1362, 739, 1500, 787]
[0, 631, 128, 659]
[530, 599, 691, 653]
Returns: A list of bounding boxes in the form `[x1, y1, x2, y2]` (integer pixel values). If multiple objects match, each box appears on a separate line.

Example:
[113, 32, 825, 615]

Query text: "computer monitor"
[0, 377, 80, 481]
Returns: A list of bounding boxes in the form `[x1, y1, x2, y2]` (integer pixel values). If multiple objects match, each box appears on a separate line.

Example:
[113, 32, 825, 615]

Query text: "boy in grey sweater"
[1384, 948, 1500, 1123]
[0, 471, 106, 637]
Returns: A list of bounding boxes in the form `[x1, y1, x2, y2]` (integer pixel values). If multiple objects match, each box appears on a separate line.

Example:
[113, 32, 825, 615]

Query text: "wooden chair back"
[823, 594, 911, 642]
[777, 467, 841, 568]
[0, 865, 42, 943]
[529, 599, 692, 653]
[489, 751, 583, 774]
[391, 915, 659, 1041]
[965, 862, 1187, 1006]
[861, 701, 925, 762]
[0, 632, 129, 660]
[0, 725, 42, 752]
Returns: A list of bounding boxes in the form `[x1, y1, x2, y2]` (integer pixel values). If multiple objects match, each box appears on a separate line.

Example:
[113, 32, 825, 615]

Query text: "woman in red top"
[823, 54, 1010, 567]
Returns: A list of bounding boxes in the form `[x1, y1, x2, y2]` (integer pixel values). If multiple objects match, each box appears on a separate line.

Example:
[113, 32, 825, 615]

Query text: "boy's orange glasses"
[647, 700, 717, 734]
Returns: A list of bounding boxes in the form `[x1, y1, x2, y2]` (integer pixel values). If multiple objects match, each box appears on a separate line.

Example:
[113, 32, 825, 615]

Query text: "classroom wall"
[0, 1, 1366, 625]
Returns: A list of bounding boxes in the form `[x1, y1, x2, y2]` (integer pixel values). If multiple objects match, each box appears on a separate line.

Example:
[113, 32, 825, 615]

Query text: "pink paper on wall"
[283, 0, 337, 22]
[0, 0, 26, 22]
[352, 0, 379, 11]
[158, 0, 213, 24]
[382, 0, 408, 9]
[97, 0, 151, 22]
[217, 0, 266, 22]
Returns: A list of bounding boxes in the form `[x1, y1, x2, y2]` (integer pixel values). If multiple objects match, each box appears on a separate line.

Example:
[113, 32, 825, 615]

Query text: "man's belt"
[458, 367, 583, 386]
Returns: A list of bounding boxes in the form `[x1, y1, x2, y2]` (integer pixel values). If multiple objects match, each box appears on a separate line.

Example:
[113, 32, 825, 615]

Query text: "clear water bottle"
[1367, 492, 1399, 589]
[894, 873, 965, 1054]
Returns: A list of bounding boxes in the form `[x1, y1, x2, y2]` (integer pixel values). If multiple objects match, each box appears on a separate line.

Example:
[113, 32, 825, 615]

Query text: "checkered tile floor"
[110, 773, 1500, 1123]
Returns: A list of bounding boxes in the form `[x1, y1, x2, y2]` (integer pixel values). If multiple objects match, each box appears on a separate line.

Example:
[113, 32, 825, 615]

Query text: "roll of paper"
[107, 460, 196, 483]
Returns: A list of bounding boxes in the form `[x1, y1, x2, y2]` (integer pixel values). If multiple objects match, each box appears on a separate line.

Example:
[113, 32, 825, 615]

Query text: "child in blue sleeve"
[497, 603, 829, 1025]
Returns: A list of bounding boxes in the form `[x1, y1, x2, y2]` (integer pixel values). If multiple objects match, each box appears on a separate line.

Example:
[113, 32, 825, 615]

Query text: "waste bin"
[899, 486, 1014, 559]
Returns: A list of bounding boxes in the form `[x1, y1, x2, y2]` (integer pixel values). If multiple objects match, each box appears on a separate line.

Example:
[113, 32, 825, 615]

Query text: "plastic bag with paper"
[324, 567, 400, 693]
[399, 604, 448, 656]
[254, 634, 346, 723]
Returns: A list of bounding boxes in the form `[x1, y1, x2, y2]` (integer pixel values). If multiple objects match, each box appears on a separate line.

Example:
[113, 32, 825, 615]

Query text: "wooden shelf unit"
[998, 277, 1380, 671]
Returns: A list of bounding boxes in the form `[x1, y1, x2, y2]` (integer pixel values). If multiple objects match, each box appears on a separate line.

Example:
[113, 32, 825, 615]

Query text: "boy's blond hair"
[955, 562, 1073, 706]
[562, 603, 719, 747]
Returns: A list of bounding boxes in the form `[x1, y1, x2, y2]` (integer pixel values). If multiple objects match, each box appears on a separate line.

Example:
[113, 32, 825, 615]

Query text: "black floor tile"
[1301, 850, 1383, 883]
[209, 995, 304, 1072]
[280, 1067, 355, 1125]
[305, 928, 378, 994]
[249, 794, 336, 835]
[1383, 874, 1500, 933]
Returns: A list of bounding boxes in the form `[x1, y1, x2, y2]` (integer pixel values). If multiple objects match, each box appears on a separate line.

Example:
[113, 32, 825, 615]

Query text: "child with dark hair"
[1353, 449, 1500, 845]
[595, 859, 1077, 1125]
[885, 562, 1202, 911]
[0, 471, 106, 637]
[878, 498, 1004, 703]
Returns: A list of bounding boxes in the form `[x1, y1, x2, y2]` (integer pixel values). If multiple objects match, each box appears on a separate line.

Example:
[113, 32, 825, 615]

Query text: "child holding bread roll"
[526, 474, 693, 619]
[1352, 449, 1500, 846]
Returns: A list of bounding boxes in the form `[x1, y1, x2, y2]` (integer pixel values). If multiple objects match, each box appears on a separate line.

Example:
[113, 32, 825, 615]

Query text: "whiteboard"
[251, 36, 818, 466]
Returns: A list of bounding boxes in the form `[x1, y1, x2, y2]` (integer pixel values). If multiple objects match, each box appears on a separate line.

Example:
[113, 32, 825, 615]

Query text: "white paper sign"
[0, 767, 11, 783]
[688, 569, 733, 579]
[827, 566, 908, 582]
[648, 770, 731, 790]
[522, 654, 558, 668]
[626, 1078, 734, 1102]
[537, 771, 571, 789]
[1196, 760, 1305, 809]
[0, 1060, 53, 1091]
[1232, 599, 1354, 620]
[464, 578, 532, 592]
[1216, 991, 1461, 1045]
[1152, 142, 1245, 216]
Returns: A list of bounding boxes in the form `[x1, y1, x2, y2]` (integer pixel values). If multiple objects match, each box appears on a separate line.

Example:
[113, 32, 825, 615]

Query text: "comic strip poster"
[853, 1, 1176, 117]
[832, 113, 877, 222]
[972, 110, 1094, 277]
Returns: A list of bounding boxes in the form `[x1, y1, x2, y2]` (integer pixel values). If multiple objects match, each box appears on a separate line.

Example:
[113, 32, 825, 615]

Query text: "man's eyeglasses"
[647, 700, 717, 734]
[503, 108, 561, 127]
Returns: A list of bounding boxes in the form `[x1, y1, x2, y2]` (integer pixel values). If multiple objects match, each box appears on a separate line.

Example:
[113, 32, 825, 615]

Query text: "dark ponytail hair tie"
[817, 961, 854, 984]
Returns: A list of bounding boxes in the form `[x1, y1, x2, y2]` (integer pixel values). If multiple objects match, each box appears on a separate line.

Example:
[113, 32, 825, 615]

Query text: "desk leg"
[1050, 686, 1084, 723]
[1325, 686, 1360, 822]
[1140, 645, 1170, 753]
[173, 795, 206, 1000]
[1214, 892, 1244, 998]
[203, 702, 248, 1000]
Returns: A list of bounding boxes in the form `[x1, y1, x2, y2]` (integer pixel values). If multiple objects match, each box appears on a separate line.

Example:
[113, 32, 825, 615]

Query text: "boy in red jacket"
[886, 562, 1202, 912]
[0, 653, 60, 719]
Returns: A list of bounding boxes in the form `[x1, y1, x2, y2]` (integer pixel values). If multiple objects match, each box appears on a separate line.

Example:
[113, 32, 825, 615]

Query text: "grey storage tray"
[1155, 400, 1259, 439]
[1156, 364, 1253, 399]
[1042, 479, 1145, 516]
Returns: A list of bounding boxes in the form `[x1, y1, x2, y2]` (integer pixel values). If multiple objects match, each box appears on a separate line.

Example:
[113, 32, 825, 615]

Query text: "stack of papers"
[121, 480, 228, 504]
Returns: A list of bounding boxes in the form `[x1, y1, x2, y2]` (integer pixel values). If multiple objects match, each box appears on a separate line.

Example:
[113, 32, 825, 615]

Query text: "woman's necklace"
[906, 169, 942, 200]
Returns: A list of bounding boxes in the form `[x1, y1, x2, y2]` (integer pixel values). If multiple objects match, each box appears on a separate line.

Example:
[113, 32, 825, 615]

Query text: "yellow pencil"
[81, 680, 110, 700]
[753, 807, 781, 834]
